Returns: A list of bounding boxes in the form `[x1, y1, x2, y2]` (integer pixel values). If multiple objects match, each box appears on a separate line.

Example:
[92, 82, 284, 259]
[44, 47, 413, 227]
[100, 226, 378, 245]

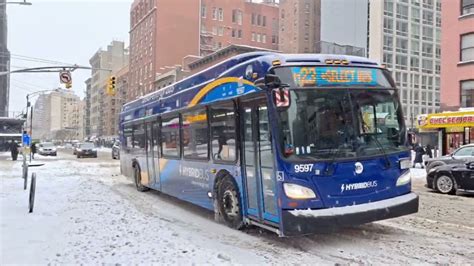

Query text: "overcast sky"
[7, 0, 132, 114]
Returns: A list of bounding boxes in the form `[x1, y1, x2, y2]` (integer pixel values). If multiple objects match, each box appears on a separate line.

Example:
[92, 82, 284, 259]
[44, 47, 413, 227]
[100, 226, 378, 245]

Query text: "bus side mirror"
[264, 74, 282, 89]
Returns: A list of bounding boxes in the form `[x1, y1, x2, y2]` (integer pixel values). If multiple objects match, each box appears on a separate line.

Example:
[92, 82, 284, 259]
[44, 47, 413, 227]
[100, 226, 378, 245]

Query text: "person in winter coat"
[10, 140, 19, 161]
[413, 143, 425, 168]
[425, 144, 433, 158]
[31, 142, 37, 159]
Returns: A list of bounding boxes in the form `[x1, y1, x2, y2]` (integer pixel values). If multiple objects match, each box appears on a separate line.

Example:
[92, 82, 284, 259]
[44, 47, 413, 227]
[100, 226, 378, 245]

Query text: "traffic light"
[106, 76, 116, 96]
[65, 82, 72, 89]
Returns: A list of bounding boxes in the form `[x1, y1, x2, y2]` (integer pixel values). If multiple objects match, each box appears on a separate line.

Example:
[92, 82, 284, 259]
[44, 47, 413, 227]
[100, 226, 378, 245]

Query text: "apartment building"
[32, 89, 81, 140]
[279, 0, 321, 53]
[89, 41, 128, 138]
[369, 0, 442, 127]
[129, 0, 279, 100]
[440, 0, 474, 110]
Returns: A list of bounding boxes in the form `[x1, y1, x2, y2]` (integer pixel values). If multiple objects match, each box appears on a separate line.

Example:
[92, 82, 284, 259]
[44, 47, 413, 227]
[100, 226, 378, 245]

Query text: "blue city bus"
[119, 52, 419, 236]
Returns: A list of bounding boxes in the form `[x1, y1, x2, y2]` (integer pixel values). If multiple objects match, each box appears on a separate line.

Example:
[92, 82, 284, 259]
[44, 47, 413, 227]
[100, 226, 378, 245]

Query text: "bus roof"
[121, 52, 381, 120]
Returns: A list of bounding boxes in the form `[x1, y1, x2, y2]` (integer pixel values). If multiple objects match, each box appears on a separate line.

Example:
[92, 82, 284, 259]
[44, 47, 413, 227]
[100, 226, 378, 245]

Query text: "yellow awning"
[417, 111, 474, 129]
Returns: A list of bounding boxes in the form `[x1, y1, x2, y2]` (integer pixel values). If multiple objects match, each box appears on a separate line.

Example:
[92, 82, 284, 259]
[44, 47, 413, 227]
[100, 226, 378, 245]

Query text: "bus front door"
[241, 99, 279, 224]
[145, 121, 160, 189]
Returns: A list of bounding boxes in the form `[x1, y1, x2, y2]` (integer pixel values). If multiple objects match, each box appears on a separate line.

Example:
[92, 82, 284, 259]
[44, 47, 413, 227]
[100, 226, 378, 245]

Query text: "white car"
[38, 142, 57, 156]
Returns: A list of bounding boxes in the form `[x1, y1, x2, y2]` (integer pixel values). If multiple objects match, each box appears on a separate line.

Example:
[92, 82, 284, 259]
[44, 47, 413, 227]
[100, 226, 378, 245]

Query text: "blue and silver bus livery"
[119, 52, 419, 236]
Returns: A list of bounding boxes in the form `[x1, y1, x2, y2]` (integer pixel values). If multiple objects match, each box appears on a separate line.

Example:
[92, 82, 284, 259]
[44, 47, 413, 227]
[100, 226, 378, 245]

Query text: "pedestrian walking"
[31, 142, 37, 159]
[425, 144, 433, 158]
[10, 140, 19, 161]
[413, 143, 425, 168]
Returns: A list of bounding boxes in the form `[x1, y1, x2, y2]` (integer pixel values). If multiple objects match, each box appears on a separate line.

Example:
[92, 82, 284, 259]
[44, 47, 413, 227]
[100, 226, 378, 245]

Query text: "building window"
[263, 16, 266, 27]
[231, 29, 236, 38]
[257, 14, 261, 26]
[384, 0, 394, 16]
[410, 57, 420, 71]
[396, 4, 409, 20]
[396, 21, 408, 37]
[238, 29, 242, 39]
[212, 7, 217, 20]
[395, 55, 408, 69]
[212, 26, 217, 35]
[218, 8, 224, 21]
[462, 0, 474, 15]
[238, 11, 243, 25]
[262, 34, 267, 43]
[422, 58, 433, 73]
[412, 7, 420, 23]
[422, 10, 433, 24]
[396, 38, 408, 53]
[422, 26, 433, 41]
[412, 40, 420, 55]
[461, 33, 474, 62]
[218, 26, 224, 36]
[383, 18, 393, 33]
[461, 80, 474, 107]
[252, 13, 256, 25]
[232, 9, 237, 23]
[251, 32, 256, 41]
[182, 108, 209, 160]
[201, 4, 206, 18]
[422, 42, 433, 57]
[256, 33, 261, 42]
[272, 35, 277, 44]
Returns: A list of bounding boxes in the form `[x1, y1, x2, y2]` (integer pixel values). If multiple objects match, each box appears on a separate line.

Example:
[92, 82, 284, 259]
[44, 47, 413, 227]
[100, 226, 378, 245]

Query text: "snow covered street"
[1, 150, 473, 264]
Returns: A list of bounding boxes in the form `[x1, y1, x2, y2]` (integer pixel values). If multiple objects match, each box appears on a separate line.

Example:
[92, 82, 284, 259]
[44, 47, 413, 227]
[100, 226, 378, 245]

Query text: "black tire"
[134, 166, 149, 192]
[435, 174, 456, 195]
[217, 176, 244, 229]
[29, 173, 36, 213]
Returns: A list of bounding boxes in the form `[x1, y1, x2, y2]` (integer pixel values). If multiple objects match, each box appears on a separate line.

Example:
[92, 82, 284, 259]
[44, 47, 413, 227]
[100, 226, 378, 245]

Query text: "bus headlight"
[399, 158, 411, 170]
[396, 171, 411, 186]
[283, 183, 317, 199]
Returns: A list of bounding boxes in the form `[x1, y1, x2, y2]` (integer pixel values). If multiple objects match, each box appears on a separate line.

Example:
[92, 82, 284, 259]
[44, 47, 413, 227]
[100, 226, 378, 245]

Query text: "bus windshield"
[274, 68, 406, 161]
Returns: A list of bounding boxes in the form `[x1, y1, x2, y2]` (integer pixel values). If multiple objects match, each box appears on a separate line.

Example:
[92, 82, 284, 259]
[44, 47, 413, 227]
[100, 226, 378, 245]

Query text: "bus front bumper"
[281, 192, 419, 236]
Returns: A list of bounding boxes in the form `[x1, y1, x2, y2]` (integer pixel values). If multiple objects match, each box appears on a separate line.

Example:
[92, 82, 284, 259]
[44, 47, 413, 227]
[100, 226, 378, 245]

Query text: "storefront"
[417, 110, 474, 155]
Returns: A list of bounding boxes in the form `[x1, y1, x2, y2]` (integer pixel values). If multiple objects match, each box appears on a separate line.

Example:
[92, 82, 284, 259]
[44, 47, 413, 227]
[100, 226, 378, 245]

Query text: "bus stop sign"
[22, 133, 31, 146]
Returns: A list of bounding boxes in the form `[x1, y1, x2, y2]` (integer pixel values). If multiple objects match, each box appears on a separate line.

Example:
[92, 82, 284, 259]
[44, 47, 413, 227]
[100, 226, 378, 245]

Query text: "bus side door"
[241, 97, 279, 224]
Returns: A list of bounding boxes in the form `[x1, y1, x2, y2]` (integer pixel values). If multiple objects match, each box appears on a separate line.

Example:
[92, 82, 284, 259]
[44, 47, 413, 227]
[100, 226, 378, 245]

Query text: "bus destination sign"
[291, 67, 378, 87]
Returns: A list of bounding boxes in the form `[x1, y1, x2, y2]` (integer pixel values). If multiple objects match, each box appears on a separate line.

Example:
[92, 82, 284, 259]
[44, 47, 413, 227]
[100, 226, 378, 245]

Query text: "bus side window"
[161, 114, 181, 157]
[182, 108, 209, 160]
[124, 125, 133, 149]
[210, 102, 236, 162]
[133, 124, 146, 149]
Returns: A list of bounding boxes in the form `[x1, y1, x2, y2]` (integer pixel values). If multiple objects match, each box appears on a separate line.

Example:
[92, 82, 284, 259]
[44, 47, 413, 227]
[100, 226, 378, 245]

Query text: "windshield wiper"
[368, 134, 391, 168]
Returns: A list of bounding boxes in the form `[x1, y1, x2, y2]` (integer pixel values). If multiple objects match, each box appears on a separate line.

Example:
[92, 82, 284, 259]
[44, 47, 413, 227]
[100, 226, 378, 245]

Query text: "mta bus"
[119, 52, 419, 236]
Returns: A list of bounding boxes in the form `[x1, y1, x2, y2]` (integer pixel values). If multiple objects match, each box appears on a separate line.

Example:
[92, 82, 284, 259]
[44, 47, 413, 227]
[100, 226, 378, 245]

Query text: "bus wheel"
[217, 176, 243, 229]
[134, 166, 149, 192]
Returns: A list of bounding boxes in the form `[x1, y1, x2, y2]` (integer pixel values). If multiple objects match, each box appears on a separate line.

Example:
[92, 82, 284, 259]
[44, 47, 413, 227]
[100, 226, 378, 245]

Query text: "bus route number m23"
[294, 164, 313, 173]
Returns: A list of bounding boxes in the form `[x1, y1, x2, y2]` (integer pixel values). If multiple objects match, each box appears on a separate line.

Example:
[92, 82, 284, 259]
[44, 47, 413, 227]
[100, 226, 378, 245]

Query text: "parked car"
[76, 142, 97, 158]
[425, 144, 474, 174]
[38, 142, 57, 156]
[426, 161, 474, 194]
[112, 141, 120, 159]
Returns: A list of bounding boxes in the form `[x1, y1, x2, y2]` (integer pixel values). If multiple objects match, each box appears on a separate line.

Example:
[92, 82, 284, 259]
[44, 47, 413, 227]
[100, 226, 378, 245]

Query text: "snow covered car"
[426, 161, 474, 194]
[112, 141, 120, 159]
[425, 144, 474, 174]
[38, 142, 57, 156]
[75, 142, 97, 158]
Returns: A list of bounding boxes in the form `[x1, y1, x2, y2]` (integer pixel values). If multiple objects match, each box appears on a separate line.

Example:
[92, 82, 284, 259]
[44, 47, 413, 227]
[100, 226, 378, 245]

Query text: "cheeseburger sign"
[417, 111, 474, 129]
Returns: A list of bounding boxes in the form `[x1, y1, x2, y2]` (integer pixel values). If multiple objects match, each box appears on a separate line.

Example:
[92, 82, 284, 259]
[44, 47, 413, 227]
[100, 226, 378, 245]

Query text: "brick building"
[128, 0, 279, 101]
[279, 0, 321, 53]
[440, 0, 474, 110]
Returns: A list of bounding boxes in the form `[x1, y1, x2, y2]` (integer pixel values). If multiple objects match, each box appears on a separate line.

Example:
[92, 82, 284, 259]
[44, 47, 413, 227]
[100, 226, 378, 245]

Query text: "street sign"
[59, 71, 72, 84]
[22, 133, 31, 146]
